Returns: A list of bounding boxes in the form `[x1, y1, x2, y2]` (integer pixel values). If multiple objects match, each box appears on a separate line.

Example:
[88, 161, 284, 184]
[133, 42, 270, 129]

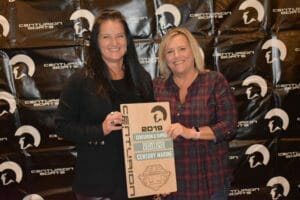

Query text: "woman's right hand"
[167, 123, 194, 140]
[102, 111, 123, 135]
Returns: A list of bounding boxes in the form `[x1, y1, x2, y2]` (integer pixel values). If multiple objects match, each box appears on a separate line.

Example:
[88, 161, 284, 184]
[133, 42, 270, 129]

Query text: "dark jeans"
[210, 178, 231, 200]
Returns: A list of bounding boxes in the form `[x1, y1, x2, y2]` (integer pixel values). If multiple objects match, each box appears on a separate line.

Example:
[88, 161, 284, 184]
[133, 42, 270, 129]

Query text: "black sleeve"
[54, 70, 105, 145]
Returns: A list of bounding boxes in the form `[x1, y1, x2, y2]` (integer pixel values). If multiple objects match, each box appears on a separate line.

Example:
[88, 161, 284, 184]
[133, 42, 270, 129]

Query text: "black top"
[55, 68, 154, 198]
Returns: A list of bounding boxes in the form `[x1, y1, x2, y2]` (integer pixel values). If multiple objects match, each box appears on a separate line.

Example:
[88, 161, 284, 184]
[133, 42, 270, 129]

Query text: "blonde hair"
[158, 27, 205, 78]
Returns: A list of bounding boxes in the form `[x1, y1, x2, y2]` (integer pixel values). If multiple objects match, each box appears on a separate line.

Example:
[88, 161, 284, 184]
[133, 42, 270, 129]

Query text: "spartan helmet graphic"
[267, 176, 290, 200]
[265, 108, 289, 133]
[23, 194, 44, 200]
[262, 39, 287, 64]
[270, 184, 284, 200]
[245, 144, 270, 168]
[9, 54, 35, 80]
[15, 125, 41, 150]
[238, 0, 264, 25]
[156, 4, 181, 35]
[70, 9, 95, 37]
[0, 15, 10, 37]
[242, 75, 267, 99]
[151, 105, 167, 123]
[0, 161, 23, 186]
[0, 91, 16, 117]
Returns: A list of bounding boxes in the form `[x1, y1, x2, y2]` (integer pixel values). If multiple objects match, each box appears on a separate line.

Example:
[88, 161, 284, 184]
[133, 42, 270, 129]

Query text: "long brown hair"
[86, 9, 152, 99]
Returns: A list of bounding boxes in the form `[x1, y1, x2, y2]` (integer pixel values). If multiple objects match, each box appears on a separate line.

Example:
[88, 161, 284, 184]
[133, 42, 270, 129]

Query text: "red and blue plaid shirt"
[153, 71, 237, 200]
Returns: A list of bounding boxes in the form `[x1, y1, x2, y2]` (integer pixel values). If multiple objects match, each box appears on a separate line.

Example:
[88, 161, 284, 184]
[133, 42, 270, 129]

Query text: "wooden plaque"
[120, 102, 177, 198]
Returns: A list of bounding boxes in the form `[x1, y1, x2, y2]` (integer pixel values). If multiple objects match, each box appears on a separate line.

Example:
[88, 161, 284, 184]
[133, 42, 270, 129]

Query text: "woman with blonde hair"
[153, 27, 237, 200]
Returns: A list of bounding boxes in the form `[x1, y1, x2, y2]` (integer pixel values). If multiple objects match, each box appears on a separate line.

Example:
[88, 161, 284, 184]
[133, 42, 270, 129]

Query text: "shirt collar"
[166, 73, 201, 91]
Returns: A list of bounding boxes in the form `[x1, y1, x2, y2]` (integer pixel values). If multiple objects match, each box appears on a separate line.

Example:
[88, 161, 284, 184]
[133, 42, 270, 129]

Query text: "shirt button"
[100, 141, 105, 145]
[176, 113, 180, 116]
[94, 141, 98, 145]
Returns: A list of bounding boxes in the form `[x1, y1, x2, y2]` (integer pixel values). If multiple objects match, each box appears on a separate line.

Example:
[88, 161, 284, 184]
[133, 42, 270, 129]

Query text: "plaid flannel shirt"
[153, 71, 237, 200]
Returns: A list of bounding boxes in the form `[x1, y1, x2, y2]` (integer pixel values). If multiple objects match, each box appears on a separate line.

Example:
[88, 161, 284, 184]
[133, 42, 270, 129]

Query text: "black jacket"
[55, 68, 154, 198]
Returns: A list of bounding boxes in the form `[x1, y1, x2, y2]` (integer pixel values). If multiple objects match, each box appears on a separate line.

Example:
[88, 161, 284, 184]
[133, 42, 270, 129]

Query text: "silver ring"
[110, 112, 115, 116]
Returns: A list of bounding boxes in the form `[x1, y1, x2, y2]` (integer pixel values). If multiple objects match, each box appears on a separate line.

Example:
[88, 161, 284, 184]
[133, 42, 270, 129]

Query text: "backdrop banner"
[0, 0, 299, 199]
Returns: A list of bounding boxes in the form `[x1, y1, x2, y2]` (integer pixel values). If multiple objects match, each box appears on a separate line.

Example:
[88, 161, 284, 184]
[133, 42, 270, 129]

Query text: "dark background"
[0, 0, 299, 199]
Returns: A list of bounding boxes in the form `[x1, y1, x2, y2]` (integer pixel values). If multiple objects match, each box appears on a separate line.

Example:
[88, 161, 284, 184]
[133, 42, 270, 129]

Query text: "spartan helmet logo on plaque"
[151, 105, 167, 123]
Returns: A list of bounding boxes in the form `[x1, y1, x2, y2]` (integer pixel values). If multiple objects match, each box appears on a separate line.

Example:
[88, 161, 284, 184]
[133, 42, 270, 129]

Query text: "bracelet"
[192, 126, 201, 140]
[193, 126, 200, 132]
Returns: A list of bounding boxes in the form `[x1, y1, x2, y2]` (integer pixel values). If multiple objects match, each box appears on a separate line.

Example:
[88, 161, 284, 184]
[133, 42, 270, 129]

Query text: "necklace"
[109, 64, 125, 80]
